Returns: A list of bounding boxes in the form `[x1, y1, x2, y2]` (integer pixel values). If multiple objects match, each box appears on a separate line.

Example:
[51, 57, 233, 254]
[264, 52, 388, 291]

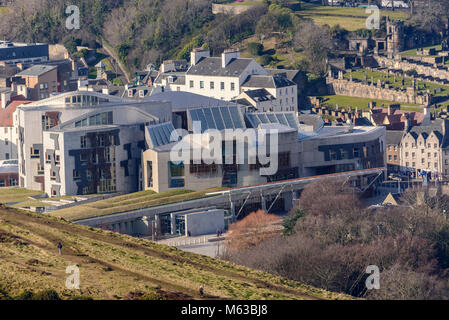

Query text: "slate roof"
[186, 57, 253, 77]
[406, 119, 449, 148]
[266, 68, 301, 82]
[145, 91, 237, 112]
[386, 130, 404, 145]
[16, 65, 57, 77]
[242, 74, 295, 88]
[243, 89, 275, 102]
[153, 73, 185, 85]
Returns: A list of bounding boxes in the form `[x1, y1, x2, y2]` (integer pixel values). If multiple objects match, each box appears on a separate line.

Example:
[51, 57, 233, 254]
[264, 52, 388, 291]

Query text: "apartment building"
[400, 119, 449, 177]
[386, 130, 403, 174]
[14, 65, 58, 100]
[16, 91, 171, 195]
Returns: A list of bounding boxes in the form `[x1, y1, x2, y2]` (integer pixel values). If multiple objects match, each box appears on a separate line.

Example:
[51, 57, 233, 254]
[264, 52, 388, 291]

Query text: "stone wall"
[375, 55, 449, 81]
[327, 77, 430, 106]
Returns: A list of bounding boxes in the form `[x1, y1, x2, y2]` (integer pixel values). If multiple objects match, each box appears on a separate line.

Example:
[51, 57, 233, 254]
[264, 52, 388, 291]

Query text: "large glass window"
[169, 161, 185, 177]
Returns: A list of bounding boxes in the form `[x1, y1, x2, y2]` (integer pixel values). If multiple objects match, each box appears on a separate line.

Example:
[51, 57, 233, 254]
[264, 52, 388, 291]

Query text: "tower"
[386, 18, 404, 55]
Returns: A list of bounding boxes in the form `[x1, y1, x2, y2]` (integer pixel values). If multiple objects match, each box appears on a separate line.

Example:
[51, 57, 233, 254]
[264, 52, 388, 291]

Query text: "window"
[388, 155, 392, 161]
[42, 115, 55, 130]
[55, 155, 60, 165]
[406, 162, 409, 167]
[405, 143, 408, 148]
[199, 81, 204, 89]
[435, 143, 438, 148]
[73, 170, 80, 180]
[412, 152, 415, 158]
[210, 81, 214, 90]
[421, 149, 425, 154]
[97, 135, 105, 147]
[0, 179, 4, 187]
[5, 138, 8, 145]
[428, 143, 431, 148]
[31, 148, 40, 159]
[412, 162, 415, 167]
[435, 162, 438, 168]
[189, 80, 194, 88]
[231, 83, 235, 91]
[86, 170, 92, 181]
[220, 82, 224, 90]
[434, 153, 438, 158]
[105, 148, 111, 163]
[341, 149, 349, 160]
[394, 155, 397, 161]
[169, 161, 184, 177]
[80, 153, 87, 162]
[330, 150, 337, 161]
[422, 158, 425, 164]
[5, 153, 9, 160]
[81, 136, 87, 148]
[353, 148, 360, 157]
[405, 152, 409, 157]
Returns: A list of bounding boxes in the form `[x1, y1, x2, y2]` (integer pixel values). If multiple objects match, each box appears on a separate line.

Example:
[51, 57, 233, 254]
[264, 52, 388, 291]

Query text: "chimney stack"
[1, 90, 12, 109]
[221, 48, 240, 68]
[190, 48, 210, 66]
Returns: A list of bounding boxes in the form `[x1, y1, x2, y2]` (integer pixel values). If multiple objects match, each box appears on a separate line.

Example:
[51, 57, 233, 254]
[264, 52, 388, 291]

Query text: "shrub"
[247, 42, 264, 56]
[32, 290, 61, 300]
[14, 290, 34, 300]
[139, 292, 165, 300]
[259, 55, 273, 66]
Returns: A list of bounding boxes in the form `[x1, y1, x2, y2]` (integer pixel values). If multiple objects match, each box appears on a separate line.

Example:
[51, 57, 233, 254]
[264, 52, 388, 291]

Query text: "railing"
[167, 236, 218, 247]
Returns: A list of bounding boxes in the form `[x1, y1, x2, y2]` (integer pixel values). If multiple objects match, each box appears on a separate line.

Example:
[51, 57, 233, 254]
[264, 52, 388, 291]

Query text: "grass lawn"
[0, 188, 44, 204]
[319, 95, 421, 111]
[228, 0, 263, 5]
[401, 44, 442, 57]
[0, 206, 351, 300]
[346, 68, 449, 97]
[53, 188, 228, 221]
[296, 1, 408, 31]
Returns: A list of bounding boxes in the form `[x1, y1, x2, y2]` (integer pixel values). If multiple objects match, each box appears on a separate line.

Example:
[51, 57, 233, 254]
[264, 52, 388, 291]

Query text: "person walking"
[199, 284, 205, 297]
[57, 242, 62, 255]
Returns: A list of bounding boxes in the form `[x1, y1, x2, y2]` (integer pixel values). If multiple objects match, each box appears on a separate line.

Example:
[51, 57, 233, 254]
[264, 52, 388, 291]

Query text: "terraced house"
[153, 48, 298, 112]
[400, 119, 449, 177]
[15, 91, 171, 196]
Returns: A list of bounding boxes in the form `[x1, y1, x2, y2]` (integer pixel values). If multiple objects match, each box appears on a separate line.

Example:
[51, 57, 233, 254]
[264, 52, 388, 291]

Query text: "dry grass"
[0, 206, 352, 300]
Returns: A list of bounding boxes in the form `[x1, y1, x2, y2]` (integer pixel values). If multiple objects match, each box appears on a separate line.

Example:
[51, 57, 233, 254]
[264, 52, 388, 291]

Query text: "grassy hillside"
[297, 1, 408, 31]
[0, 206, 350, 300]
[53, 188, 227, 221]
